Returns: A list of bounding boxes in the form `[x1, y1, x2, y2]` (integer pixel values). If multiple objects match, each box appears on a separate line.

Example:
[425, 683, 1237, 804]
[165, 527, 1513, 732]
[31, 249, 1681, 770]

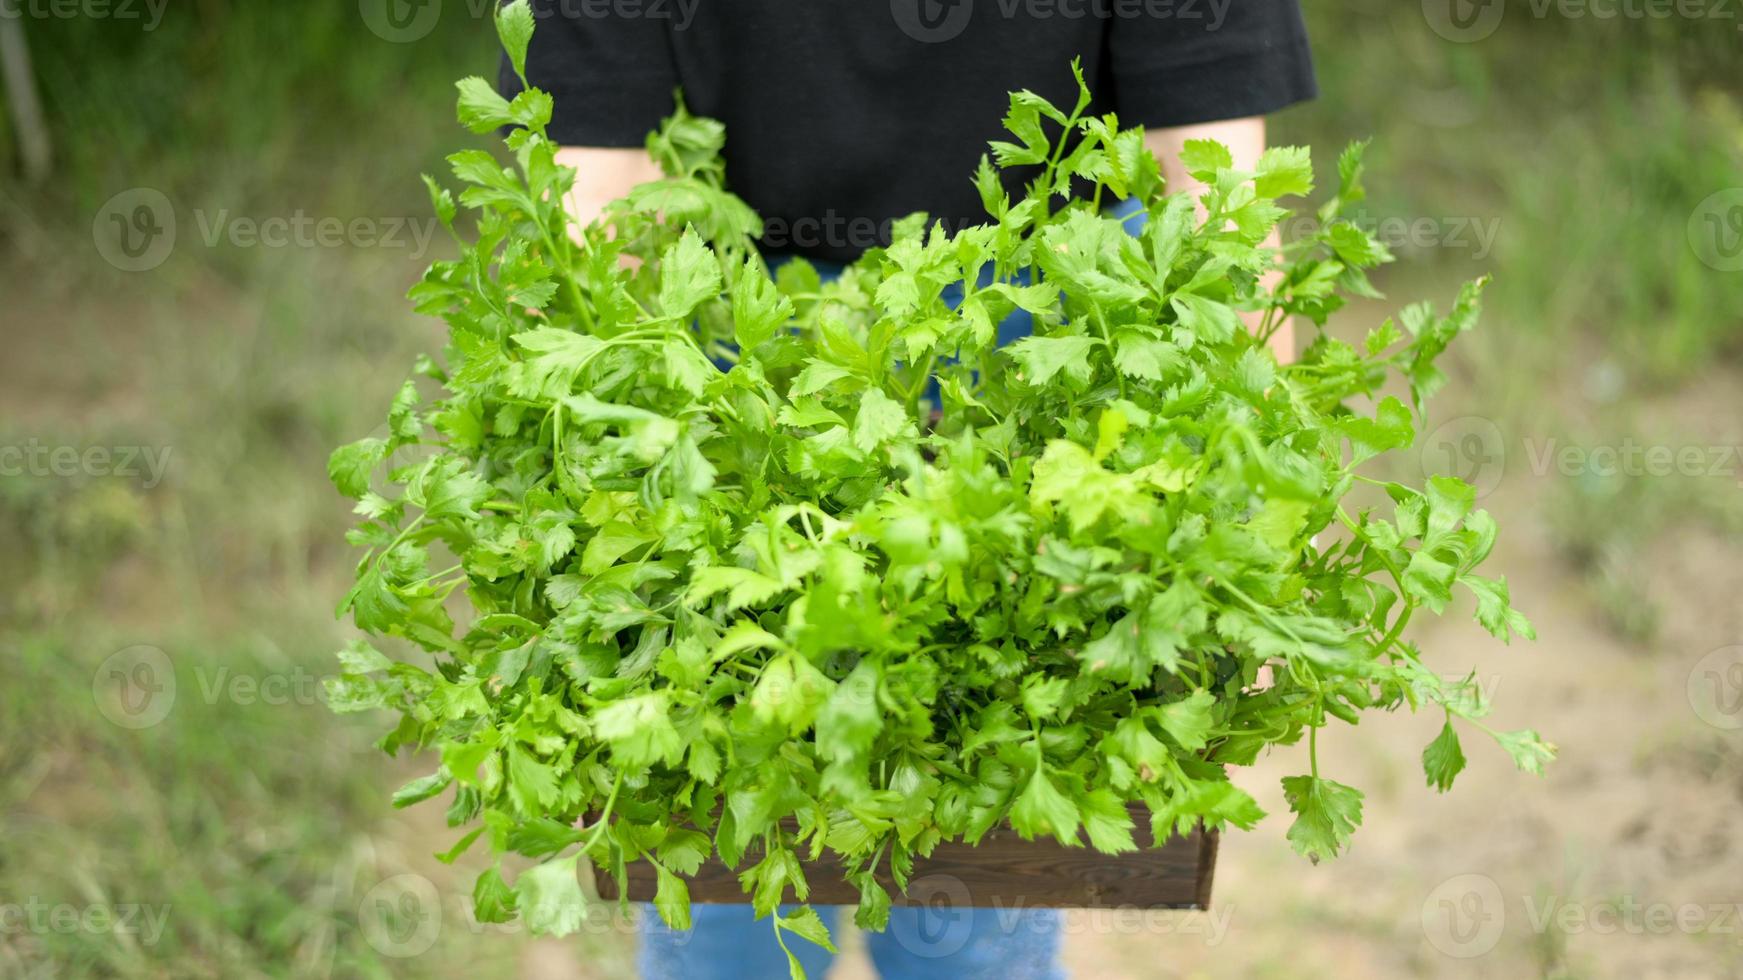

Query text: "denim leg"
[637, 903, 840, 980]
[864, 906, 1067, 980]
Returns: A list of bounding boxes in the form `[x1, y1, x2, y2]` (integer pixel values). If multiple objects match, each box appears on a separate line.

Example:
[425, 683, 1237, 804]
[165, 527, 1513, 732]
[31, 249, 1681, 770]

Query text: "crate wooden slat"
[594, 806, 1217, 910]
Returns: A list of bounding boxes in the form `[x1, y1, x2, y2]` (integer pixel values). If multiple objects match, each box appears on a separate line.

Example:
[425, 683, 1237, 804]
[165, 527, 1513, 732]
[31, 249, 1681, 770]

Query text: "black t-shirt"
[505, 0, 1316, 263]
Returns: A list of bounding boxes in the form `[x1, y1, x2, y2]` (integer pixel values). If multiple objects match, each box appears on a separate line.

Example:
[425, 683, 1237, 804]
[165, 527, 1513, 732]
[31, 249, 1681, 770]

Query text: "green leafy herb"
[328, 3, 1550, 968]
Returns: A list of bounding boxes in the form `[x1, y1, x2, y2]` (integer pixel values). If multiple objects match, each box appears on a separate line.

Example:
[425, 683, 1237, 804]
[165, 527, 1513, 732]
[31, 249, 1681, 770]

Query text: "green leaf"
[1179, 139, 1234, 183]
[1254, 145, 1315, 199]
[473, 866, 518, 924]
[779, 906, 837, 953]
[1170, 294, 1239, 345]
[1492, 729, 1556, 775]
[337, 638, 392, 674]
[496, 0, 536, 83]
[653, 864, 692, 930]
[581, 521, 656, 575]
[658, 229, 722, 320]
[456, 76, 515, 134]
[514, 327, 605, 392]
[1010, 766, 1080, 845]
[853, 873, 891, 931]
[1157, 690, 1215, 752]
[816, 662, 881, 762]
[1338, 396, 1414, 465]
[410, 456, 492, 523]
[1006, 335, 1099, 386]
[732, 257, 795, 350]
[1462, 574, 1536, 642]
[1422, 722, 1466, 792]
[515, 855, 586, 937]
[750, 654, 835, 735]
[328, 438, 386, 499]
[656, 828, 713, 876]
[851, 388, 910, 454]
[1281, 775, 1364, 863]
[507, 745, 560, 814]
[341, 563, 406, 633]
[1111, 332, 1182, 381]
[592, 693, 684, 767]
[1080, 789, 1138, 854]
[391, 769, 452, 808]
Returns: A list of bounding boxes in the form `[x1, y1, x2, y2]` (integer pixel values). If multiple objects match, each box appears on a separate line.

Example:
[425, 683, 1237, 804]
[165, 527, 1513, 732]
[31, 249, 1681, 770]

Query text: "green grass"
[1294, 1, 1743, 384]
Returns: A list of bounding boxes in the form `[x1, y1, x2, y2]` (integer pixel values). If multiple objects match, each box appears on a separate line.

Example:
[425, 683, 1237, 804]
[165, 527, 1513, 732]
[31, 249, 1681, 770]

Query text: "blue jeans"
[638, 903, 1067, 980]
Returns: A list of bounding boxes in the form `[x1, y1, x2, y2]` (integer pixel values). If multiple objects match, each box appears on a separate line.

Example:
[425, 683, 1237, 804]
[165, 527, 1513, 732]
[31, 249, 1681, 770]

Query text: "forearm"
[1144, 117, 1293, 363]
[554, 146, 663, 232]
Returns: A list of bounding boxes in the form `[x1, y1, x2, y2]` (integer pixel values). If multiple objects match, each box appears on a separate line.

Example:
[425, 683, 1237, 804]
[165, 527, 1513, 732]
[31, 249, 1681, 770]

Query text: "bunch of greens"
[328, 1, 1549, 960]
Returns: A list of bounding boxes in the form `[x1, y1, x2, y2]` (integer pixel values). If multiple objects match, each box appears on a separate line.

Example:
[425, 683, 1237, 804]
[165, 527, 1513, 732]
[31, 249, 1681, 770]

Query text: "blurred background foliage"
[1, 3, 1740, 977]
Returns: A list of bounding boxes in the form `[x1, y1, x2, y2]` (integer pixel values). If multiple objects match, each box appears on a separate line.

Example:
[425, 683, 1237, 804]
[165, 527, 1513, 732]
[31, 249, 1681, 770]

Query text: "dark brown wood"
[594, 805, 1217, 910]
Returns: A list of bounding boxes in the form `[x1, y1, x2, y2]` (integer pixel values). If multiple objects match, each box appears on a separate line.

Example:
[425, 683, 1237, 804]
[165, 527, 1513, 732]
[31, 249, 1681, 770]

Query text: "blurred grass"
[2, 2, 1742, 976]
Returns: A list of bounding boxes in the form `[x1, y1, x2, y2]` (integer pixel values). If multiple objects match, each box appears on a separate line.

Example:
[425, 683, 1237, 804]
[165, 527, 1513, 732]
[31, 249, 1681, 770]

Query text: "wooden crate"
[594, 806, 1217, 909]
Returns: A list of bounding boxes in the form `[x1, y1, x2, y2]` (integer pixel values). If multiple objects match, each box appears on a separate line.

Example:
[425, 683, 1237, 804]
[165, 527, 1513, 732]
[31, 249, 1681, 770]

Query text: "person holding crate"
[504, 2, 1315, 976]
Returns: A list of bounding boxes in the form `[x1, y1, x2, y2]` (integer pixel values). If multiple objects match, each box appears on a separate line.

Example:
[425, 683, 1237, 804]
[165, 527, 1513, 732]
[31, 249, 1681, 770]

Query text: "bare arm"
[555, 146, 663, 232]
[1145, 116, 1293, 363]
